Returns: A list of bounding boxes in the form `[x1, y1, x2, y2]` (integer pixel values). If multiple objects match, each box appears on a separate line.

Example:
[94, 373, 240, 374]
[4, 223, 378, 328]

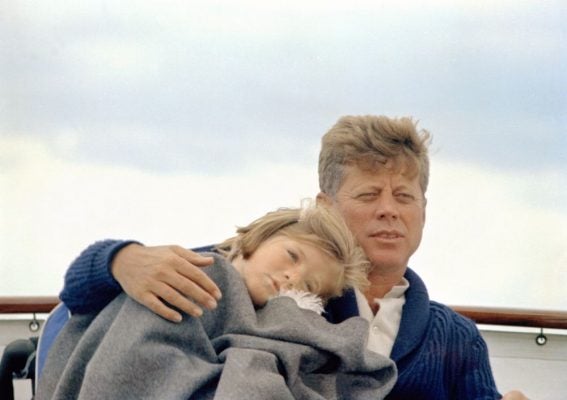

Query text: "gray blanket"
[37, 254, 396, 400]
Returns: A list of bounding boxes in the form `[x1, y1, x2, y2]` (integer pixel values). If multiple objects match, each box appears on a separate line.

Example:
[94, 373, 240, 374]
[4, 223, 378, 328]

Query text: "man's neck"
[364, 267, 406, 314]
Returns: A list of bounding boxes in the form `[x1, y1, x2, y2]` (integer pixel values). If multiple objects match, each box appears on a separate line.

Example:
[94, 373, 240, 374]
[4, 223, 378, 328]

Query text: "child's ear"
[316, 192, 333, 207]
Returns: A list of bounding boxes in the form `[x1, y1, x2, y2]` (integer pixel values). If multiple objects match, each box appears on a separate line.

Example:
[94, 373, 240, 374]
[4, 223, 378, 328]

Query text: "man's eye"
[396, 193, 415, 202]
[356, 193, 377, 201]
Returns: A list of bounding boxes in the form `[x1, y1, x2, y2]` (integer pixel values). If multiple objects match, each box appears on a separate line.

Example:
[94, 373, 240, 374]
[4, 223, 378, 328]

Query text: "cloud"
[1, 0, 564, 174]
[0, 136, 319, 295]
[1, 135, 566, 312]
[1, 1, 565, 309]
[413, 159, 567, 310]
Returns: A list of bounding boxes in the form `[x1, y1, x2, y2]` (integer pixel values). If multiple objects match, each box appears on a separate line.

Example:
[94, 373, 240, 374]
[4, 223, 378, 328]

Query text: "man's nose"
[374, 193, 399, 220]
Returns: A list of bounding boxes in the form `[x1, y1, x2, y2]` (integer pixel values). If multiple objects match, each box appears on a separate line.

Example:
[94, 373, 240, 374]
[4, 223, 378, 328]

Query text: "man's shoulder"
[428, 300, 480, 338]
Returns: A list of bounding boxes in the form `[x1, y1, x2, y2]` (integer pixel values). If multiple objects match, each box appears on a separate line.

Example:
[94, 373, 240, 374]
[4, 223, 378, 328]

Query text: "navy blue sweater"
[60, 239, 502, 399]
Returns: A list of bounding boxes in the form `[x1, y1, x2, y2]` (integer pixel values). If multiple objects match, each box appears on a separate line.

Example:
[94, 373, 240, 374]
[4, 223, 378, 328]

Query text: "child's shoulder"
[198, 252, 243, 289]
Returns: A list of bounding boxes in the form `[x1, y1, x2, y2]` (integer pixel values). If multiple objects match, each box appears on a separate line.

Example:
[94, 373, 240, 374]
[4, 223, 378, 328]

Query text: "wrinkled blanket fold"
[37, 254, 396, 399]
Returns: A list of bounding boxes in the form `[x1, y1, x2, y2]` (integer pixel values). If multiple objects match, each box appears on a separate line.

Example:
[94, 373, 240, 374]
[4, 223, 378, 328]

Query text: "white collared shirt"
[354, 278, 409, 357]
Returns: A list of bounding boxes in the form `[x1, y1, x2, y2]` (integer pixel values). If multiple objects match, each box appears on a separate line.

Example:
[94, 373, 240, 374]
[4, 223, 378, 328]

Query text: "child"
[215, 204, 370, 311]
[37, 203, 396, 400]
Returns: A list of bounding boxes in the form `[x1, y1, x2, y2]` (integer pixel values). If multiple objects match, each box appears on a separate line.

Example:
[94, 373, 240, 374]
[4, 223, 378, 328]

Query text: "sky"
[1, 0, 566, 310]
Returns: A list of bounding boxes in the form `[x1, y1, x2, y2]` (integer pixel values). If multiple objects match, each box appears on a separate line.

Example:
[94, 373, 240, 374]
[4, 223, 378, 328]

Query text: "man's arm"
[453, 317, 528, 399]
[59, 240, 133, 314]
[60, 240, 222, 321]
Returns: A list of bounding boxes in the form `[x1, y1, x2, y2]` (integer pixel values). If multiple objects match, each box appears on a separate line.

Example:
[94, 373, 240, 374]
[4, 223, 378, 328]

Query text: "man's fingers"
[502, 391, 529, 400]
[170, 248, 222, 301]
[140, 293, 184, 323]
[162, 273, 219, 311]
[113, 244, 223, 322]
[155, 282, 207, 318]
[141, 285, 206, 322]
[171, 246, 215, 267]
[180, 265, 222, 301]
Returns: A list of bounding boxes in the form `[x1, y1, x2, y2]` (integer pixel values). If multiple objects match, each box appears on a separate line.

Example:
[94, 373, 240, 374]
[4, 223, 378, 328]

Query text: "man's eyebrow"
[355, 184, 381, 192]
[393, 182, 416, 191]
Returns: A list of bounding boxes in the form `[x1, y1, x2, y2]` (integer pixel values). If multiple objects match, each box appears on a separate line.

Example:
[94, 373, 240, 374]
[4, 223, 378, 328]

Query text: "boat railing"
[1, 296, 566, 330]
[0, 296, 60, 315]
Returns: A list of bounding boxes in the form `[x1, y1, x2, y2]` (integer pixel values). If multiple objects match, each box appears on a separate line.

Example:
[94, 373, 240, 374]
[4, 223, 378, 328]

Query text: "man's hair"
[216, 204, 370, 298]
[318, 115, 431, 197]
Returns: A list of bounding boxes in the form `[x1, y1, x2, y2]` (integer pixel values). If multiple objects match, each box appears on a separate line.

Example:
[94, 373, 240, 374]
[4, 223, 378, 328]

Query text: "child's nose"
[283, 270, 303, 290]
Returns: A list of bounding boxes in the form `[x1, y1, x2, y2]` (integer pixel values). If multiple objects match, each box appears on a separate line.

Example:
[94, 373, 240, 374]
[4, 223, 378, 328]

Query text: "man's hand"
[111, 244, 221, 322]
[502, 390, 528, 399]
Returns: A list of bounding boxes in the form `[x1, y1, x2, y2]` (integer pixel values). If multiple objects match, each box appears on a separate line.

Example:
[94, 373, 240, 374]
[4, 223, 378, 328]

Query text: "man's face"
[322, 164, 426, 272]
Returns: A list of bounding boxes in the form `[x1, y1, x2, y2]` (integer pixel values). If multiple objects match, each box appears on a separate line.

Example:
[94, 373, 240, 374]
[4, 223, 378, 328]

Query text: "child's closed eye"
[287, 249, 299, 263]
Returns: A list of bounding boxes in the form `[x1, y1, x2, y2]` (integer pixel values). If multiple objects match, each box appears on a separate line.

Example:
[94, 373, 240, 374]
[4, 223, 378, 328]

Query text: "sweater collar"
[324, 268, 430, 362]
[324, 289, 359, 323]
[389, 267, 430, 362]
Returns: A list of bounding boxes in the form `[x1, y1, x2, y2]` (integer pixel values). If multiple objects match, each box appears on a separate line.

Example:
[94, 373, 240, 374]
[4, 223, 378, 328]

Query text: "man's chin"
[367, 255, 408, 272]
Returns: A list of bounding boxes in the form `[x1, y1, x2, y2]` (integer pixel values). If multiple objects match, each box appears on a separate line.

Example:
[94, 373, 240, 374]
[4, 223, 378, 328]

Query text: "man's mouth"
[370, 230, 403, 239]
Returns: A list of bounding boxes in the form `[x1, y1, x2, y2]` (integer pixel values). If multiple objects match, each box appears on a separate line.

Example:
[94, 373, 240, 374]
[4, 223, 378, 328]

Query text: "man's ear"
[316, 192, 333, 206]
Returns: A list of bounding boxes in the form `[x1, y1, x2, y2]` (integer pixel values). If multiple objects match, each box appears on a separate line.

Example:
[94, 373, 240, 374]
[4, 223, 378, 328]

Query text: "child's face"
[232, 235, 342, 307]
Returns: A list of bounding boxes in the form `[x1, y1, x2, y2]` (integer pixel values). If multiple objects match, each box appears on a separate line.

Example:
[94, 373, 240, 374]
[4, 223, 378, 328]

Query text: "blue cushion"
[36, 303, 70, 381]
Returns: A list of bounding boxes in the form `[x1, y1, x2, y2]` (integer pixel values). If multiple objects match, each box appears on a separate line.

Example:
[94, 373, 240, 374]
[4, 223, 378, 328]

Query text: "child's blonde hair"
[216, 203, 370, 299]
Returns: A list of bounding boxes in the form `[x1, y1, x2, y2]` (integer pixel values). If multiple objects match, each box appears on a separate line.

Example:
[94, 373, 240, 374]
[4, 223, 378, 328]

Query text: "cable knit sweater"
[60, 239, 502, 399]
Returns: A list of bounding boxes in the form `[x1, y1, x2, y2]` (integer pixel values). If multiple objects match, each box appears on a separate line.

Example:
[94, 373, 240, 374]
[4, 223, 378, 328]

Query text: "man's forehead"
[344, 160, 420, 184]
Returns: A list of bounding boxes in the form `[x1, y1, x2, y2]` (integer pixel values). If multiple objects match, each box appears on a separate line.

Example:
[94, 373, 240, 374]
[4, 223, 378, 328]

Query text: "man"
[59, 115, 527, 399]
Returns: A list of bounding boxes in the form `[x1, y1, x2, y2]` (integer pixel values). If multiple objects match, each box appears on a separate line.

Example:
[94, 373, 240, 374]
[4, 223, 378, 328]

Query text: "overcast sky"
[1, 1, 566, 310]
